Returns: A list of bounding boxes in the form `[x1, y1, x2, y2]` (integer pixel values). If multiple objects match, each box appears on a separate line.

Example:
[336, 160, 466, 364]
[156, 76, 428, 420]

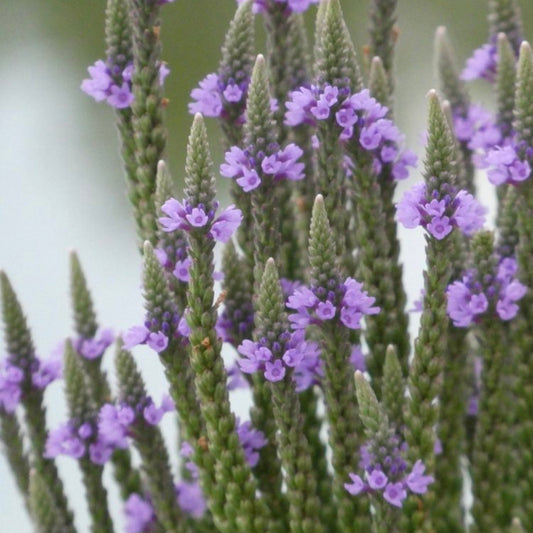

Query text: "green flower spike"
[368, 0, 398, 97]
[154, 161, 189, 313]
[403, 91, 459, 533]
[127, 0, 167, 247]
[218, 0, 255, 147]
[69, 251, 142, 500]
[105, 0, 138, 224]
[0, 411, 31, 513]
[257, 258, 323, 533]
[313, 0, 362, 265]
[64, 341, 114, 533]
[115, 344, 184, 533]
[470, 232, 515, 532]
[369, 56, 392, 111]
[434, 26, 475, 195]
[0, 272, 75, 532]
[29, 469, 68, 533]
[381, 345, 404, 430]
[508, 40, 533, 532]
[183, 114, 271, 533]
[142, 241, 218, 522]
[354, 371, 402, 532]
[488, 0, 523, 54]
[308, 195, 370, 532]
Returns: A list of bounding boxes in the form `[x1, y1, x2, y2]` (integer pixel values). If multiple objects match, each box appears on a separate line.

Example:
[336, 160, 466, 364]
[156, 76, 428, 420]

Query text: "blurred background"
[1, 0, 531, 531]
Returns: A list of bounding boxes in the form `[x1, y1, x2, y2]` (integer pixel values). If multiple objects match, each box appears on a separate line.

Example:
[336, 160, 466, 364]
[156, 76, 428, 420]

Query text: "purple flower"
[89, 440, 114, 465]
[446, 280, 488, 327]
[367, 469, 388, 490]
[426, 215, 453, 240]
[32, 354, 62, 389]
[107, 82, 134, 109]
[344, 473, 365, 495]
[261, 144, 305, 181]
[209, 205, 243, 243]
[461, 43, 497, 82]
[77, 328, 114, 360]
[143, 395, 174, 425]
[264, 359, 286, 382]
[173, 256, 192, 282]
[485, 144, 531, 186]
[97, 403, 135, 448]
[405, 460, 434, 495]
[123, 325, 150, 349]
[237, 0, 319, 15]
[237, 420, 267, 467]
[453, 105, 501, 152]
[160, 198, 242, 243]
[124, 494, 155, 533]
[447, 257, 526, 326]
[189, 73, 223, 117]
[221, 144, 305, 192]
[146, 331, 169, 353]
[176, 481, 206, 518]
[45, 423, 85, 459]
[0, 360, 23, 413]
[349, 345, 366, 372]
[383, 482, 407, 507]
[397, 182, 486, 238]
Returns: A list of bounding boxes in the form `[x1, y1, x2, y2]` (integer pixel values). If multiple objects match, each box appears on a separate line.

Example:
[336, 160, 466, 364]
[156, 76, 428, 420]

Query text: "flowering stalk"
[509, 41, 533, 530]
[181, 114, 270, 532]
[467, 232, 517, 531]
[305, 194, 371, 532]
[115, 344, 185, 532]
[0, 272, 75, 532]
[127, 0, 167, 246]
[488, 0, 523, 55]
[63, 341, 114, 533]
[381, 345, 404, 431]
[435, 26, 475, 194]
[70, 252, 142, 499]
[0, 411, 30, 513]
[367, 0, 397, 97]
[255, 258, 323, 533]
[312, 0, 362, 263]
[29, 469, 68, 533]
[141, 241, 219, 524]
[402, 91, 460, 532]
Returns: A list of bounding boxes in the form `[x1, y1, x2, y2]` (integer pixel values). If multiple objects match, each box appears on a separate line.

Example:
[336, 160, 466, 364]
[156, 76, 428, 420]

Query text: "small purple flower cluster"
[124, 493, 155, 533]
[217, 302, 255, 345]
[237, 329, 322, 390]
[453, 105, 502, 154]
[159, 198, 243, 243]
[483, 143, 532, 186]
[189, 73, 247, 119]
[81, 59, 170, 109]
[236, 419, 268, 467]
[285, 86, 417, 180]
[236, 0, 319, 15]
[123, 314, 190, 354]
[74, 328, 114, 360]
[461, 43, 498, 82]
[0, 355, 62, 413]
[45, 395, 175, 464]
[446, 257, 527, 327]
[220, 143, 305, 192]
[155, 246, 192, 283]
[286, 277, 380, 330]
[396, 182, 486, 239]
[344, 443, 434, 508]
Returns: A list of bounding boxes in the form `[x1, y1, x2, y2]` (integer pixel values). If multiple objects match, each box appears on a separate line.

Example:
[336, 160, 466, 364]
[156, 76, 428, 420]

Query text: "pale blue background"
[1, 0, 531, 531]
